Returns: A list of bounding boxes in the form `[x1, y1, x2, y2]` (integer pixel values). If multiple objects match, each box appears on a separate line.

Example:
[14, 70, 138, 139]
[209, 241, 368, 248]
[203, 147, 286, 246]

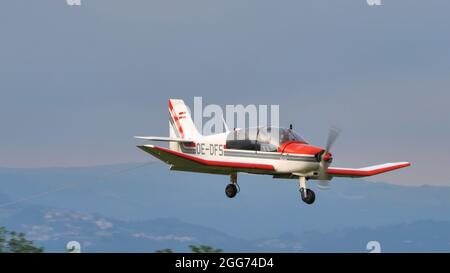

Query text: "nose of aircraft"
[279, 142, 333, 162]
[322, 152, 333, 162]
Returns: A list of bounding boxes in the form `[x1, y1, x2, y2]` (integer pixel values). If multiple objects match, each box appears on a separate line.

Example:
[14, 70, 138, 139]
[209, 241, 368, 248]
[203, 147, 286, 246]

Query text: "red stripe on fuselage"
[152, 146, 275, 171]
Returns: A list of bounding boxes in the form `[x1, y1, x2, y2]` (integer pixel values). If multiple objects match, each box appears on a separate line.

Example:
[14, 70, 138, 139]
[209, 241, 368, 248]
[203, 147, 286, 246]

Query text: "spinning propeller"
[316, 127, 341, 190]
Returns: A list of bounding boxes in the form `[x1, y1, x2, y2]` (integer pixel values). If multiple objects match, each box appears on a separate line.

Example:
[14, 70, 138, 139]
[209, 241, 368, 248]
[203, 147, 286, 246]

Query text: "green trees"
[0, 227, 44, 253]
[156, 244, 223, 253]
[155, 248, 174, 253]
[189, 245, 223, 253]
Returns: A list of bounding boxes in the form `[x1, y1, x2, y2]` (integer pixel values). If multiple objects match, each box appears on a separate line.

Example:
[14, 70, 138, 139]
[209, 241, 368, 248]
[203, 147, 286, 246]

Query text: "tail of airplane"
[135, 99, 201, 152]
[168, 98, 201, 142]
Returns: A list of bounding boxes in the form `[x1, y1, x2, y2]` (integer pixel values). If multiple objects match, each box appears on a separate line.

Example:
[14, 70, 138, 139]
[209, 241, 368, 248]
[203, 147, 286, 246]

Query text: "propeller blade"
[325, 127, 341, 153]
[316, 180, 331, 190]
[317, 127, 341, 189]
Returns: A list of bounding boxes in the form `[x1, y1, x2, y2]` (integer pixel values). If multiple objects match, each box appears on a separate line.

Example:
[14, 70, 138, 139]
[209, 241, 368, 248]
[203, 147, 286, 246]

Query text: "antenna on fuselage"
[222, 115, 231, 133]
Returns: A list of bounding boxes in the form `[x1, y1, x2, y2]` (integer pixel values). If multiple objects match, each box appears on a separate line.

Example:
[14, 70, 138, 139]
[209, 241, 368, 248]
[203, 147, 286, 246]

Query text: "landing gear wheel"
[225, 184, 238, 198]
[300, 188, 315, 204]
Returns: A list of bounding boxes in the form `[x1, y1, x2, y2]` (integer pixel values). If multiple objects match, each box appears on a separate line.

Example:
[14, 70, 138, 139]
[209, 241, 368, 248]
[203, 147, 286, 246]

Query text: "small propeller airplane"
[135, 99, 410, 205]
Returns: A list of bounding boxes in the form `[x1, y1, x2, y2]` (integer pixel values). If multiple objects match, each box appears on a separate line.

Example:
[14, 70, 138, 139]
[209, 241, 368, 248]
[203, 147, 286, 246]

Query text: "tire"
[300, 188, 316, 204]
[225, 184, 238, 198]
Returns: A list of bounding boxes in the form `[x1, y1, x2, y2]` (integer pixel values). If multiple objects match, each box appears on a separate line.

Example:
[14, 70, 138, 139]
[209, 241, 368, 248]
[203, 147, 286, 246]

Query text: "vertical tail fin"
[168, 99, 201, 141]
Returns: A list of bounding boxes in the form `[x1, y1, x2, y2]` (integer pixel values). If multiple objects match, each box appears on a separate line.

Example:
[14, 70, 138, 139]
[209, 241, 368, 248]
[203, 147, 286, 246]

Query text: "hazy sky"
[1, 0, 449, 186]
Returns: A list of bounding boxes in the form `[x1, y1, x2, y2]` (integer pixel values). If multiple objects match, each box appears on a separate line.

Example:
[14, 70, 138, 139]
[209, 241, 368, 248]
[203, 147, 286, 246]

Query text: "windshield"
[277, 128, 306, 145]
[226, 127, 307, 152]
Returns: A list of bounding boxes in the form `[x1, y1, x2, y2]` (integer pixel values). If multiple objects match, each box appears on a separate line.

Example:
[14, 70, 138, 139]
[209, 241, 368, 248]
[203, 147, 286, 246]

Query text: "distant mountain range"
[2, 202, 450, 252]
[0, 163, 449, 252]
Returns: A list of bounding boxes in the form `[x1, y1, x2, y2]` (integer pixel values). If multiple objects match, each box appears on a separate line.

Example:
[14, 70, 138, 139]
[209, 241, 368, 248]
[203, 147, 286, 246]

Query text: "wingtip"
[136, 144, 155, 152]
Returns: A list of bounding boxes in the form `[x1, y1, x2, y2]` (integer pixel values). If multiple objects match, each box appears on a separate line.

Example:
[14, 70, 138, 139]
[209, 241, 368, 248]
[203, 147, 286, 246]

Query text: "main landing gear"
[224, 174, 315, 204]
[225, 173, 240, 198]
[299, 176, 315, 205]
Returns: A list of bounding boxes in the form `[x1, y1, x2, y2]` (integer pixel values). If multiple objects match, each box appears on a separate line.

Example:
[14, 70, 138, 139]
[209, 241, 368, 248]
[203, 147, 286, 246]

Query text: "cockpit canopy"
[226, 127, 307, 152]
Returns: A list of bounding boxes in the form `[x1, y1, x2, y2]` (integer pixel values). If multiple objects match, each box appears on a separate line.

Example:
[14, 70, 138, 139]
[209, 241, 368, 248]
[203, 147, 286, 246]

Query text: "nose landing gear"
[299, 176, 315, 205]
[225, 173, 239, 198]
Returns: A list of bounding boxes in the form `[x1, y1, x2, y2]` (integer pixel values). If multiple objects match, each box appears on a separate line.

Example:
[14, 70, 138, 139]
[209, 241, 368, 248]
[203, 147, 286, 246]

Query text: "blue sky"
[0, 0, 449, 186]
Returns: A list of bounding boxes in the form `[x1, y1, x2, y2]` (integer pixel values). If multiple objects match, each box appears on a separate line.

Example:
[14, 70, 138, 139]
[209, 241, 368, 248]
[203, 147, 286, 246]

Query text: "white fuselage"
[172, 132, 321, 178]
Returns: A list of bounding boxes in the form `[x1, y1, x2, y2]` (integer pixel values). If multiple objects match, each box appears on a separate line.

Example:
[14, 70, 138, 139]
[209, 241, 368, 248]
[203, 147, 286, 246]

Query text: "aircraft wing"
[326, 162, 411, 178]
[137, 145, 275, 175]
[134, 136, 195, 143]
